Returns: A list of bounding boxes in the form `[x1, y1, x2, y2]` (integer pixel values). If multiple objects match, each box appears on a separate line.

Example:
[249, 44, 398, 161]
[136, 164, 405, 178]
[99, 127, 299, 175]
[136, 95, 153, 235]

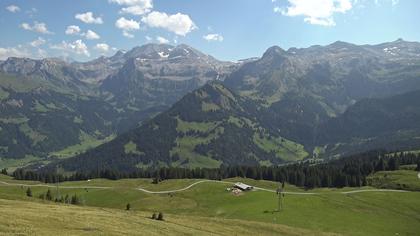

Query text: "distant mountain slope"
[4, 40, 420, 171]
[226, 39, 420, 106]
[0, 73, 118, 158]
[48, 87, 420, 173]
[51, 82, 308, 172]
[0, 44, 235, 164]
[225, 39, 420, 147]
[317, 90, 420, 156]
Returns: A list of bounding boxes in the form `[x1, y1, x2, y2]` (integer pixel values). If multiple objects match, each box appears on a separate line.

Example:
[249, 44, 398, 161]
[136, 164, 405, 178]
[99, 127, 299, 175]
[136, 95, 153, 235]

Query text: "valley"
[2, 1, 420, 235]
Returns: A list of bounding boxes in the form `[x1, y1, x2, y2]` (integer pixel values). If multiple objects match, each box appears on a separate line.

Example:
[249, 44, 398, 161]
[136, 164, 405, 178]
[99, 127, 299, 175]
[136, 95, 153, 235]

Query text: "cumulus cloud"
[142, 11, 196, 36]
[84, 30, 100, 40]
[30, 37, 46, 47]
[20, 22, 53, 34]
[115, 17, 140, 38]
[277, 0, 352, 26]
[95, 43, 110, 53]
[203, 34, 224, 42]
[75, 12, 103, 24]
[120, 5, 152, 15]
[6, 5, 20, 13]
[51, 40, 90, 57]
[113, 0, 153, 15]
[65, 25, 81, 35]
[0, 46, 30, 60]
[156, 36, 169, 44]
[109, 0, 150, 5]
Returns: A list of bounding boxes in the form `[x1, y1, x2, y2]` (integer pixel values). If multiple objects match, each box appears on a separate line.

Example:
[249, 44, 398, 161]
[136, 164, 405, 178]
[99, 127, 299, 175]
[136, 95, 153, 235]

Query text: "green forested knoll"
[41, 82, 308, 172]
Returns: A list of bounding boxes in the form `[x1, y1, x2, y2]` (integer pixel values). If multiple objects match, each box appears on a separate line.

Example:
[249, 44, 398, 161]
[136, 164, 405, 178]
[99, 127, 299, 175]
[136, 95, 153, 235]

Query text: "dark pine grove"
[10, 150, 420, 190]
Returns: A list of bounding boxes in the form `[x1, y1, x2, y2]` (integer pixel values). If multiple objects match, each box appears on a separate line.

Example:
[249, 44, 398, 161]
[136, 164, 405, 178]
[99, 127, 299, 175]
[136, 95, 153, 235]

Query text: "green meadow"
[1, 172, 420, 235]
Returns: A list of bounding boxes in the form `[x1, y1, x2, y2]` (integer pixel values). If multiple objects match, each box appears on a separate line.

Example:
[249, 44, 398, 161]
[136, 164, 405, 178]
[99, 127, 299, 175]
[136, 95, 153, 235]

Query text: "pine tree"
[126, 203, 131, 211]
[26, 187, 32, 197]
[388, 158, 399, 171]
[375, 159, 386, 171]
[1, 168, 7, 175]
[152, 213, 157, 219]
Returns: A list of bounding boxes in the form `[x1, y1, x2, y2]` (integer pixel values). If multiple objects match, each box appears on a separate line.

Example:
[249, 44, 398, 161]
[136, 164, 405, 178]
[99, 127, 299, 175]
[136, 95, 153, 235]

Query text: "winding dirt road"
[0, 179, 413, 195]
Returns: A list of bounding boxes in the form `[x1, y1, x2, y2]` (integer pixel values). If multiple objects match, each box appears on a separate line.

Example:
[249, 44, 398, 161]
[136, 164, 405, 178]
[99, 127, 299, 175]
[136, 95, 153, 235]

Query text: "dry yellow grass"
[0, 199, 338, 236]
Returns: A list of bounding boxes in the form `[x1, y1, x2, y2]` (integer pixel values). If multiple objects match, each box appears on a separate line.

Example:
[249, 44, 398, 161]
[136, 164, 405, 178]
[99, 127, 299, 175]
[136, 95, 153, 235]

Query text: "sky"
[0, 0, 419, 62]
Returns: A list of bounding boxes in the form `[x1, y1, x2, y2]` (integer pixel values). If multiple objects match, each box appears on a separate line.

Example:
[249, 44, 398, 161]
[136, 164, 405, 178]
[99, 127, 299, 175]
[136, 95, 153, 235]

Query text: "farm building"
[233, 182, 253, 191]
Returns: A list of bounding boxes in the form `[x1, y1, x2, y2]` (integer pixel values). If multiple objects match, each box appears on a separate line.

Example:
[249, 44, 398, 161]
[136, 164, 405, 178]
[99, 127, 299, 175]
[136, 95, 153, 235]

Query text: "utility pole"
[56, 165, 60, 201]
[276, 181, 285, 212]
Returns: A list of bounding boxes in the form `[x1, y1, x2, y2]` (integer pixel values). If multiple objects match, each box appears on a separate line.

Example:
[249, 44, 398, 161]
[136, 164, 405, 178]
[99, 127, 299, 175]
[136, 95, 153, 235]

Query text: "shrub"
[157, 212, 164, 221]
[26, 187, 32, 197]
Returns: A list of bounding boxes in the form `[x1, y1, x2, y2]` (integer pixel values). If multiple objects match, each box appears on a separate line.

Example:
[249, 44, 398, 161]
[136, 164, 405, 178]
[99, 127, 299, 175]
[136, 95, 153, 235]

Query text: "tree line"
[11, 150, 420, 189]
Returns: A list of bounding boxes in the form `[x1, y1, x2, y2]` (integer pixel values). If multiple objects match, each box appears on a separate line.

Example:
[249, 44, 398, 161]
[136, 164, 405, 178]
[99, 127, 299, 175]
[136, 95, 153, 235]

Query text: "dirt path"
[0, 180, 111, 189]
[0, 179, 413, 195]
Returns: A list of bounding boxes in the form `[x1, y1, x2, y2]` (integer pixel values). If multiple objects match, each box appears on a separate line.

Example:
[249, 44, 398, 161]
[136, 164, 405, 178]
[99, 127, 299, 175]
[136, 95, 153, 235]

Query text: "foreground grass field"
[1, 174, 420, 235]
[0, 199, 331, 236]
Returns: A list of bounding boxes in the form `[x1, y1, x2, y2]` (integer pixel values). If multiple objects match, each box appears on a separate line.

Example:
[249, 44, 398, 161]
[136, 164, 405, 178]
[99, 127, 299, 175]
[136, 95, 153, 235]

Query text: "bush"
[157, 212, 164, 221]
[71, 194, 80, 205]
[45, 189, 52, 201]
[151, 213, 157, 219]
[26, 187, 32, 197]
[126, 203, 131, 211]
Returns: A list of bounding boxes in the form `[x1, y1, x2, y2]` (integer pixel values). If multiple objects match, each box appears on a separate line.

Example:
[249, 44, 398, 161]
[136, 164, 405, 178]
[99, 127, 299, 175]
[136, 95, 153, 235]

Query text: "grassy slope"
[1, 175, 420, 235]
[0, 199, 326, 236]
[367, 170, 420, 191]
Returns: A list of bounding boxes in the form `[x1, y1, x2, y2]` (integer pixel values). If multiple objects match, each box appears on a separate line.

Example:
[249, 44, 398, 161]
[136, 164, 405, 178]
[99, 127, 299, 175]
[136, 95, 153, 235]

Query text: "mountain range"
[1, 39, 420, 172]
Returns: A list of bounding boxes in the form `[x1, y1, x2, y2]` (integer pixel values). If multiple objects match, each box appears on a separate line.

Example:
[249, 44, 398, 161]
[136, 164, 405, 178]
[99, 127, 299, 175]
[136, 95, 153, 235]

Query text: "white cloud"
[142, 11, 197, 36]
[6, 5, 20, 13]
[84, 30, 100, 40]
[277, 0, 352, 26]
[30, 37, 46, 47]
[156, 36, 169, 44]
[203, 34, 224, 42]
[75, 12, 103, 24]
[0, 46, 30, 60]
[51, 40, 90, 57]
[120, 5, 152, 15]
[95, 43, 110, 53]
[115, 17, 140, 38]
[123, 31, 135, 38]
[116, 0, 153, 15]
[109, 0, 151, 6]
[65, 25, 81, 35]
[20, 22, 53, 34]
[145, 35, 152, 41]
[115, 17, 140, 30]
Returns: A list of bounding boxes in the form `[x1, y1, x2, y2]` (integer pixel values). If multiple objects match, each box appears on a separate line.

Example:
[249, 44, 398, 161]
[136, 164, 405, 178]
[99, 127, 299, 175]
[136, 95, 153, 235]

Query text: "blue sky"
[0, 0, 419, 61]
